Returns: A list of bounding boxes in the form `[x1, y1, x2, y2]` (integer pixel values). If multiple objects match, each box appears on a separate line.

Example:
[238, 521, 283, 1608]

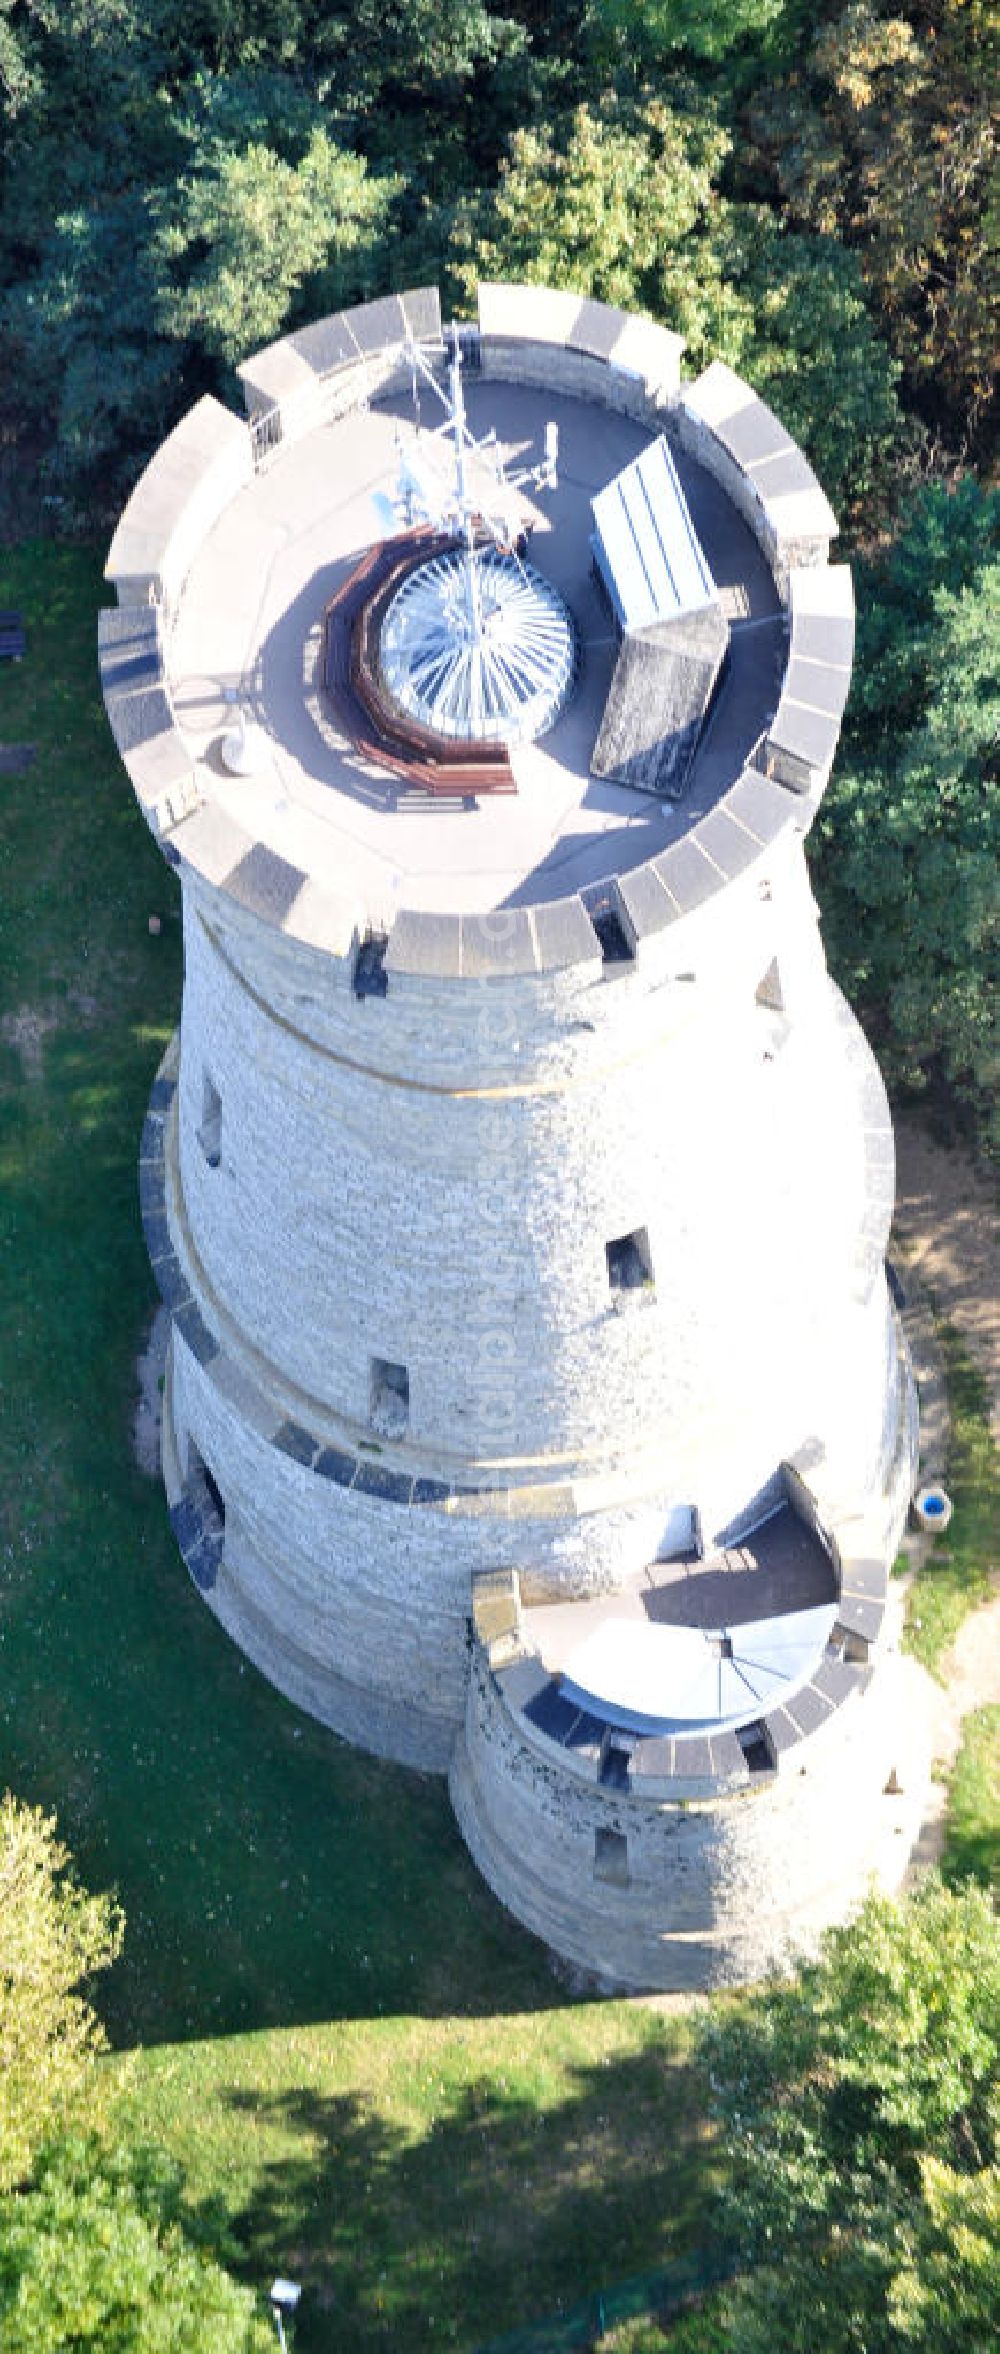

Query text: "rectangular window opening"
[591, 907, 634, 967]
[599, 1739, 632, 1792]
[594, 1827, 630, 1885]
[370, 1355, 409, 1438]
[737, 1720, 774, 1776]
[188, 1440, 225, 1532]
[198, 1072, 222, 1168]
[606, 1228, 654, 1292]
[354, 933, 389, 999]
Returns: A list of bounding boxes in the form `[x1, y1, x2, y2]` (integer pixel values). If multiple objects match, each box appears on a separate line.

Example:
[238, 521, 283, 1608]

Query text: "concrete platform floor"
[526, 1504, 838, 1677]
[166, 379, 783, 921]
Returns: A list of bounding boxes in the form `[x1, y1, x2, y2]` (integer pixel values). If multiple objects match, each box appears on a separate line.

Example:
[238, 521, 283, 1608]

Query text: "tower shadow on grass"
[209, 2041, 716, 2354]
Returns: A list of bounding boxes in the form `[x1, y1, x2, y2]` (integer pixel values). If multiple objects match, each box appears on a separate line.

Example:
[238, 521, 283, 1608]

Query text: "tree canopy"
[699, 1878, 1000, 2354]
[0, 0, 994, 1160]
[0, 1792, 122, 2193]
[0, 2137, 271, 2352]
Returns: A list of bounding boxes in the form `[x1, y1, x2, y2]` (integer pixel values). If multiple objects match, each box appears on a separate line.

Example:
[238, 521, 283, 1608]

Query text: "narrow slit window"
[594, 1827, 629, 1885]
[198, 1072, 222, 1168]
[606, 1228, 653, 1292]
[591, 907, 634, 966]
[354, 934, 389, 999]
[370, 1356, 409, 1438]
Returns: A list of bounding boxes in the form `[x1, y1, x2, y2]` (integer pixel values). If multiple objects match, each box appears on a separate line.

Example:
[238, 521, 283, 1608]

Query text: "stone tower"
[101, 284, 920, 1989]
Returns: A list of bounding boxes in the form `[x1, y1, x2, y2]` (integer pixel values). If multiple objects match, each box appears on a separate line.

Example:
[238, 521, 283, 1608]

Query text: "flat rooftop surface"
[167, 381, 782, 921]
[524, 1506, 839, 1735]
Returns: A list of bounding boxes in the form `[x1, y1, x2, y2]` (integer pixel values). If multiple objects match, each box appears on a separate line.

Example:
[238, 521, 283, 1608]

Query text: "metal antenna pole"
[449, 341, 486, 732]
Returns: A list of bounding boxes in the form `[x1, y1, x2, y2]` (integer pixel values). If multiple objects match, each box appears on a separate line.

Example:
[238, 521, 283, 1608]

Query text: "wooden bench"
[322, 535, 516, 798]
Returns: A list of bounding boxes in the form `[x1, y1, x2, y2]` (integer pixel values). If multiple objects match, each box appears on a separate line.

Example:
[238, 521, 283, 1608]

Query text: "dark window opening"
[599, 1740, 632, 1791]
[188, 1441, 225, 1532]
[370, 1355, 409, 1438]
[594, 1827, 630, 1885]
[737, 1720, 773, 1776]
[198, 1073, 222, 1168]
[591, 908, 634, 966]
[606, 1228, 653, 1292]
[354, 934, 389, 998]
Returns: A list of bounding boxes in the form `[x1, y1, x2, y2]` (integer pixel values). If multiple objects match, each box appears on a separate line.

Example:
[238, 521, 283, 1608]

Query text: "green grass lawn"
[902, 1327, 998, 1677]
[940, 1705, 999, 1893]
[0, 541, 713, 2346]
[2, 541, 995, 2354]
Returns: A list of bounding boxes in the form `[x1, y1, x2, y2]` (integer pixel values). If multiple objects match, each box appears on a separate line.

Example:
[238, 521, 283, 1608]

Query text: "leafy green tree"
[0, 1794, 123, 2194]
[889, 2158, 1000, 2352]
[458, 100, 900, 519]
[2, 195, 179, 489]
[456, 99, 753, 358]
[812, 482, 1000, 1153]
[699, 1878, 1000, 2353]
[721, 211, 902, 523]
[748, 1, 998, 457]
[594, 0, 784, 66]
[0, 2137, 272, 2351]
[154, 126, 398, 365]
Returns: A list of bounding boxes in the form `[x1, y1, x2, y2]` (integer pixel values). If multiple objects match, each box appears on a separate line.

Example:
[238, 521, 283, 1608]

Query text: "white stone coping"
[236, 288, 442, 416]
[680, 358, 838, 547]
[105, 396, 252, 602]
[477, 279, 685, 390]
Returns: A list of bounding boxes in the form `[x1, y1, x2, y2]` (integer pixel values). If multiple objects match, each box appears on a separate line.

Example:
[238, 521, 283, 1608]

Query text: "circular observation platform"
[136, 377, 785, 923]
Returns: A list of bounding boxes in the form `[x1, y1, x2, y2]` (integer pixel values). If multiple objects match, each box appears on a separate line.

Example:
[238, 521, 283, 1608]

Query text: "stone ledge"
[106, 394, 252, 607]
[237, 290, 443, 436]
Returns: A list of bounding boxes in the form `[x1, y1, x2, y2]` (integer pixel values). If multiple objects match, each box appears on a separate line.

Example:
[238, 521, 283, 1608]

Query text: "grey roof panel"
[615, 861, 680, 941]
[784, 656, 852, 720]
[107, 683, 174, 754]
[654, 838, 721, 913]
[690, 804, 760, 881]
[385, 909, 462, 979]
[462, 908, 538, 977]
[342, 294, 408, 356]
[531, 898, 603, 971]
[568, 297, 631, 360]
[496, 1655, 551, 1710]
[717, 401, 792, 469]
[784, 1682, 834, 1737]
[792, 614, 855, 670]
[224, 843, 308, 924]
[839, 1557, 888, 1602]
[400, 286, 442, 343]
[770, 699, 842, 772]
[723, 768, 792, 846]
[747, 447, 818, 499]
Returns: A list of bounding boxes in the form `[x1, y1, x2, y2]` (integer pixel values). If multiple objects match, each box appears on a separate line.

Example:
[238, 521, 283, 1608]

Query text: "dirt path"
[893, 1116, 1000, 1441]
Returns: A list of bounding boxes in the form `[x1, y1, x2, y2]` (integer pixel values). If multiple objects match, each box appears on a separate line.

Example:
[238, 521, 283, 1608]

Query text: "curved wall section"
[174, 855, 895, 1536]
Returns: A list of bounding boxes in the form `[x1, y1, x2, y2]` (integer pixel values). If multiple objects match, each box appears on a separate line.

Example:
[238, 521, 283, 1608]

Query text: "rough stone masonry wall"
[174, 845, 895, 1539]
[450, 1631, 924, 1990]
